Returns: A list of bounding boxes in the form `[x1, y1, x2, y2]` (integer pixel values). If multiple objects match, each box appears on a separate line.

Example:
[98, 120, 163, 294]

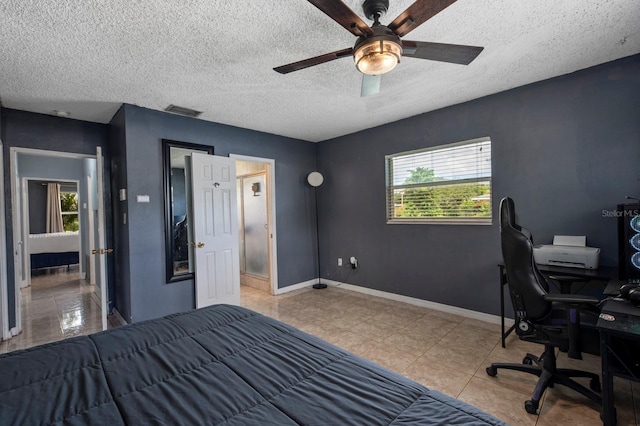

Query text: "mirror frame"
[162, 139, 214, 283]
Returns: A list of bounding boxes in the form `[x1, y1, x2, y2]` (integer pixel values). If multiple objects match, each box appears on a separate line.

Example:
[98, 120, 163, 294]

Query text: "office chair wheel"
[522, 356, 533, 365]
[590, 377, 601, 392]
[524, 400, 538, 414]
[486, 366, 497, 377]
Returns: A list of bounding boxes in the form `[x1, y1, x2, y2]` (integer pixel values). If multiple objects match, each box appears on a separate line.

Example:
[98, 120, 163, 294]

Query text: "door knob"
[197, 242, 205, 248]
[92, 248, 114, 254]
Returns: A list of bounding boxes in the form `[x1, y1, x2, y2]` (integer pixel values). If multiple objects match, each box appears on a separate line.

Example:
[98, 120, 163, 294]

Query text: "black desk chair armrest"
[544, 293, 599, 359]
[543, 293, 599, 305]
[547, 275, 589, 294]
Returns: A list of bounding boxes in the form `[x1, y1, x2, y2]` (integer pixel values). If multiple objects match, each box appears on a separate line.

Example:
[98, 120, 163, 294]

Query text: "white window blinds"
[386, 137, 492, 224]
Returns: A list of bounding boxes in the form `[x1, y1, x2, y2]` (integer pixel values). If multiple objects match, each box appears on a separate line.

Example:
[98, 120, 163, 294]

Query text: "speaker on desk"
[618, 203, 640, 280]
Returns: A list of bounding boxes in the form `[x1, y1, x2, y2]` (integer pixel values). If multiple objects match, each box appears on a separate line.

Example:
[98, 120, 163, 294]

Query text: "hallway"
[1, 267, 110, 352]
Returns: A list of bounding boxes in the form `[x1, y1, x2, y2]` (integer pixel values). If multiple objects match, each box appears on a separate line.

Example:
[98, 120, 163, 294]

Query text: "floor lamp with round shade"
[308, 171, 327, 289]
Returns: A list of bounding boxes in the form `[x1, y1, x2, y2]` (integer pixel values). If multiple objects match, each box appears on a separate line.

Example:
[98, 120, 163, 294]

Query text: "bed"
[0, 304, 506, 425]
[28, 231, 79, 270]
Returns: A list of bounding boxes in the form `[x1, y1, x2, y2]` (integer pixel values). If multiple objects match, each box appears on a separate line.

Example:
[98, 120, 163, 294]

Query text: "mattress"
[0, 304, 506, 425]
[28, 231, 79, 254]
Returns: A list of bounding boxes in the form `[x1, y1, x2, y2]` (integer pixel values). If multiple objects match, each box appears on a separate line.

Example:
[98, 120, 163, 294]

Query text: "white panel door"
[191, 153, 240, 308]
[95, 147, 108, 330]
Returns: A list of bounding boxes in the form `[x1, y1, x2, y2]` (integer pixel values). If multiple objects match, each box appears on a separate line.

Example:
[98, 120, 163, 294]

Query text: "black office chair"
[174, 216, 189, 262]
[486, 197, 602, 414]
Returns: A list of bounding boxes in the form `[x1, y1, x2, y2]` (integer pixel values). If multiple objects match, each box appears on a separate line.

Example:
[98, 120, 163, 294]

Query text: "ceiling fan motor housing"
[363, 0, 390, 20]
[354, 24, 402, 52]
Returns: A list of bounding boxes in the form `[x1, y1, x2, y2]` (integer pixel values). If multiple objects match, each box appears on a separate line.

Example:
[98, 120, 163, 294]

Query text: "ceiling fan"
[274, 0, 484, 96]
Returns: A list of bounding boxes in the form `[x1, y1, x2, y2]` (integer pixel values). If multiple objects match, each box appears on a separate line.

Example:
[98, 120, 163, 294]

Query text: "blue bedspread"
[0, 304, 507, 425]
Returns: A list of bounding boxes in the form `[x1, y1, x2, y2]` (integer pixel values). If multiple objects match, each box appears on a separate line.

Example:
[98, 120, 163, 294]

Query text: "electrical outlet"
[349, 256, 358, 269]
[338, 258, 342, 266]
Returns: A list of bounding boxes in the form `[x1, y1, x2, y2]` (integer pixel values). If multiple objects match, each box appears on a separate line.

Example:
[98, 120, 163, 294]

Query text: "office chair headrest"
[500, 196, 527, 234]
[500, 197, 516, 230]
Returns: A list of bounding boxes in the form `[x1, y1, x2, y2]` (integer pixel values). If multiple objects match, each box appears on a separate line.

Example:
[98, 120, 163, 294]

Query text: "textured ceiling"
[0, 1, 638, 142]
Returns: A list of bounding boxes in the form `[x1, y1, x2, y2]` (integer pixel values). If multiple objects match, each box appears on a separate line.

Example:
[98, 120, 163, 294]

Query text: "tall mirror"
[163, 139, 214, 282]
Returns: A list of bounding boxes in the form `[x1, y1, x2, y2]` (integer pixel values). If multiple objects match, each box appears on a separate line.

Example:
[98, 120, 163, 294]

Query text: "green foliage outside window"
[393, 167, 491, 219]
[401, 167, 440, 184]
[60, 192, 79, 232]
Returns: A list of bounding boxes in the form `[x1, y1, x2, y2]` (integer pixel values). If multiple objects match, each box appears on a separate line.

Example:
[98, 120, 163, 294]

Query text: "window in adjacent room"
[386, 137, 492, 225]
[60, 191, 79, 232]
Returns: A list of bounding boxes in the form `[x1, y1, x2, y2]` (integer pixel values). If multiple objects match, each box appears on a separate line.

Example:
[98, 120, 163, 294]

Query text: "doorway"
[7, 147, 109, 342]
[232, 155, 278, 295]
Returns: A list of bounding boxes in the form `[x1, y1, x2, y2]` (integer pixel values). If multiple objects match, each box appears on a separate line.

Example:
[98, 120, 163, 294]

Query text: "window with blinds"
[386, 137, 492, 224]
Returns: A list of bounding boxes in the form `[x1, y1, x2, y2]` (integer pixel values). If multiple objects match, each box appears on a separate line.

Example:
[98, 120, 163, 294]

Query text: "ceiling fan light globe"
[354, 40, 402, 75]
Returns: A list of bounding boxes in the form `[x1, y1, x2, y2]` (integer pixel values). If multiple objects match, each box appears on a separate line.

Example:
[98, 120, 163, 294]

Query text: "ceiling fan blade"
[402, 40, 483, 65]
[274, 48, 353, 74]
[388, 0, 457, 37]
[361, 74, 381, 97]
[307, 0, 373, 37]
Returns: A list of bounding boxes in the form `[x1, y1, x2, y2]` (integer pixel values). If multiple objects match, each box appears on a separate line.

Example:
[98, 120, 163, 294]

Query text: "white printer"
[533, 235, 600, 269]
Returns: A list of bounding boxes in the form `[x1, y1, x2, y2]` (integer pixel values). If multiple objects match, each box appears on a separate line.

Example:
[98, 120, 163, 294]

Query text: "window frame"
[385, 137, 492, 225]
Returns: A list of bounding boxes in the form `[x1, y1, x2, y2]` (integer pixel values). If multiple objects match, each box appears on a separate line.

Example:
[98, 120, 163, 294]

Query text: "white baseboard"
[272, 278, 513, 326]
[321, 279, 512, 326]
[272, 278, 319, 295]
[90, 289, 101, 306]
[111, 308, 128, 326]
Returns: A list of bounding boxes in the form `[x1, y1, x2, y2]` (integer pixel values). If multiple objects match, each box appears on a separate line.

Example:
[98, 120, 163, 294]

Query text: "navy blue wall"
[317, 54, 640, 316]
[1, 108, 114, 328]
[119, 105, 318, 322]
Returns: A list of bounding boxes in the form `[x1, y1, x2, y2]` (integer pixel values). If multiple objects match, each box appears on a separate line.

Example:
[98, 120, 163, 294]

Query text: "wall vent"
[164, 104, 202, 118]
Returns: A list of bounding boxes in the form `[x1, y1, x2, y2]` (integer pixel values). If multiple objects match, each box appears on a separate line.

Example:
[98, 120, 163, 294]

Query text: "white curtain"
[46, 183, 64, 233]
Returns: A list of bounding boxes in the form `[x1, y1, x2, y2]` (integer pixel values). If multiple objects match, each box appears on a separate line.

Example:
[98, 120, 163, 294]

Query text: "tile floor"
[241, 285, 640, 426]
[0, 267, 117, 353]
[1, 272, 638, 425]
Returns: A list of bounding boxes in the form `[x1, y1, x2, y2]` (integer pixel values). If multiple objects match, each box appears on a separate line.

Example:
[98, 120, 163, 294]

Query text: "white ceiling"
[0, 1, 638, 142]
